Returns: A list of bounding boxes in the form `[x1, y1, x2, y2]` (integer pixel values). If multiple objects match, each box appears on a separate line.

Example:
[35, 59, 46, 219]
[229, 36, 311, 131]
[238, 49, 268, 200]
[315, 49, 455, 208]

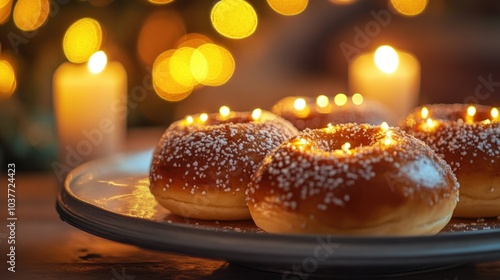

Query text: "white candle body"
[53, 61, 127, 165]
[349, 51, 420, 124]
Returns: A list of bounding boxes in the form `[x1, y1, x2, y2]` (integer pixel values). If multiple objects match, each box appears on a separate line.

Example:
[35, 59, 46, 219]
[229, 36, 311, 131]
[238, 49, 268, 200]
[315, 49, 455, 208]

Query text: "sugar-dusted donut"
[248, 123, 459, 235]
[402, 104, 500, 218]
[150, 109, 298, 220]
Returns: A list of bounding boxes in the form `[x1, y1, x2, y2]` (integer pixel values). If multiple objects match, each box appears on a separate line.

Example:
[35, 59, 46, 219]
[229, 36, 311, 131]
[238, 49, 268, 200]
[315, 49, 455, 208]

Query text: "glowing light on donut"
[421, 107, 429, 119]
[380, 122, 389, 132]
[252, 108, 262, 120]
[341, 142, 351, 152]
[467, 106, 476, 117]
[199, 113, 208, 123]
[491, 107, 498, 120]
[294, 98, 306, 111]
[219, 105, 230, 118]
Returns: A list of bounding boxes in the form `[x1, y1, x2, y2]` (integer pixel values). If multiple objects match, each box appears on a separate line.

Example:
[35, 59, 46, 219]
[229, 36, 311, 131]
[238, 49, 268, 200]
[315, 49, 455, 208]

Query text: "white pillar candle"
[53, 51, 127, 166]
[348, 45, 420, 124]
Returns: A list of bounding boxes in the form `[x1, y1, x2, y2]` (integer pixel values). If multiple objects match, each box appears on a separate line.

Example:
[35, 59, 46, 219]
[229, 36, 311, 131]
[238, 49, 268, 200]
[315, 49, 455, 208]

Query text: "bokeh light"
[211, 0, 258, 39]
[191, 43, 235, 86]
[390, 0, 427, 17]
[63, 18, 103, 63]
[137, 10, 185, 65]
[0, 0, 13, 25]
[267, 0, 308, 16]
[153, 49, 193, 102]
[351, 93, 363, 105]
[169, 47, 199, 88]
[334, 93, 348, 106]
[0, 59, 16, 99]
[177, 33, 213, 48]
[13, 0, 50, 31]
[316, 95, 329, 108]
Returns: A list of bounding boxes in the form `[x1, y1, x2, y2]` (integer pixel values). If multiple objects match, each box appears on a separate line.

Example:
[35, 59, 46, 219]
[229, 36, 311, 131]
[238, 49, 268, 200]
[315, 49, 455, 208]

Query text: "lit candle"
[293, 97, 309, 118]
[199, 113, 208, 123]
[491, 108, 499, 121]
[466, 105, 476, 124]
[252, 108, 262, 120]
[219, 105, 230, 119]
[53, 51, 127, 165]
[349, 45, 420, 124]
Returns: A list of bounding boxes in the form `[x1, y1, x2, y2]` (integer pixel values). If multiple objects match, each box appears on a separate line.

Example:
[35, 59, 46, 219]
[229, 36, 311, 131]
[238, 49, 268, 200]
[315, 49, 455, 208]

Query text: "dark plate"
[56, 149, 500, 277]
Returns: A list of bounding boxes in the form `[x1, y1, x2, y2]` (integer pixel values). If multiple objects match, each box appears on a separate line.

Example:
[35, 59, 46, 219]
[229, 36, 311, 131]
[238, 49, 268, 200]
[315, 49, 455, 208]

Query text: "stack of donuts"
[149, 95, 499, 236]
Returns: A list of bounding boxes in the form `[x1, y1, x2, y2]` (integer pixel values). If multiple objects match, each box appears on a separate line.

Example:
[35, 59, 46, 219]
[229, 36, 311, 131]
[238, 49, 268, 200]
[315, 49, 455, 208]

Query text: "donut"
[149, 109, 298, 221]
[271, 94, 394, 130]
[247, 123, 459, 235]
[401, 104, 500, 218]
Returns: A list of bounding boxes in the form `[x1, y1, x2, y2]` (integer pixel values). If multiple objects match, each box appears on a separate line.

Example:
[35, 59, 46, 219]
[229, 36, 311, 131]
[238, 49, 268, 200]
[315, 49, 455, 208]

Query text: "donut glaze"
[149, 110, 298, 220]
[248, 123, 459, 235]
[402, 104, 500, 217]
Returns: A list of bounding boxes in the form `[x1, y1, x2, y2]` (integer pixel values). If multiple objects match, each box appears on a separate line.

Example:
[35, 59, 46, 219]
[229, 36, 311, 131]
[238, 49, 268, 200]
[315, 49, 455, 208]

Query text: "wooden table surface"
[2, 128, 500, 280]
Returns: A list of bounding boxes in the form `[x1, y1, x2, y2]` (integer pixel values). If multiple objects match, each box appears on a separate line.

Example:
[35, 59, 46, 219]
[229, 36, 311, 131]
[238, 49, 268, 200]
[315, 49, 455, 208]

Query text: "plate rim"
[56, 149, 500, 267]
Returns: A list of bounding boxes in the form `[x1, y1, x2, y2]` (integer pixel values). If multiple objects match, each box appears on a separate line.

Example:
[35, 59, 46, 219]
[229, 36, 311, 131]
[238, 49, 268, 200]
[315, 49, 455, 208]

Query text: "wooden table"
[2, 128, 500, 279]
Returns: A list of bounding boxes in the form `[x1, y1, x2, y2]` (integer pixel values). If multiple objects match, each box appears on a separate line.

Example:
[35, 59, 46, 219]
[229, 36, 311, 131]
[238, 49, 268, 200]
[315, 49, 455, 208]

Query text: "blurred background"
[1, 0, 500, 171]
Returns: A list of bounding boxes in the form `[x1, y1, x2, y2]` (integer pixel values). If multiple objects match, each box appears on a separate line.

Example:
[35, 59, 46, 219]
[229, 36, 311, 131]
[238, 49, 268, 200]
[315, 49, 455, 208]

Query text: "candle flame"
[199, 113, 208, 123]
[252, 108, 262, 120]
[341, 142, 351, 152]
[421, 107, 429, 119]
[384, 131, 393, 146]
[351, 93, 363, 105]
[380, 122, 389, 131]
[426, 118, 436, 128]
[219, 105, 230, 118]
[467, 106, 476, 117]
[294, 98, 307, 111]
[186, 115, 194, 124]
[491, 107, 499, 119]
[374, 45, 399, 74]
[334, 93, 348, 106]
[88, 51, 107, 74]
[316, 95, 329, 108]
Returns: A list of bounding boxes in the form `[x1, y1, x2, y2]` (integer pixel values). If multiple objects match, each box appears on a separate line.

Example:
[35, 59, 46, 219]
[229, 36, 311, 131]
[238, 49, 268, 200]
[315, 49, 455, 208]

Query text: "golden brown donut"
[149, 109, 298, 221]
[402, 104, 500, 218]
[247, 123, 459, 235]
[271, 95, 393, 130]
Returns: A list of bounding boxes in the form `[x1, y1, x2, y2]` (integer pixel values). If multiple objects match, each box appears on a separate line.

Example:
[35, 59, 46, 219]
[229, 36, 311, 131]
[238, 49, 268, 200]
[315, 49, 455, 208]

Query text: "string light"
[316, 95, 329, 108]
